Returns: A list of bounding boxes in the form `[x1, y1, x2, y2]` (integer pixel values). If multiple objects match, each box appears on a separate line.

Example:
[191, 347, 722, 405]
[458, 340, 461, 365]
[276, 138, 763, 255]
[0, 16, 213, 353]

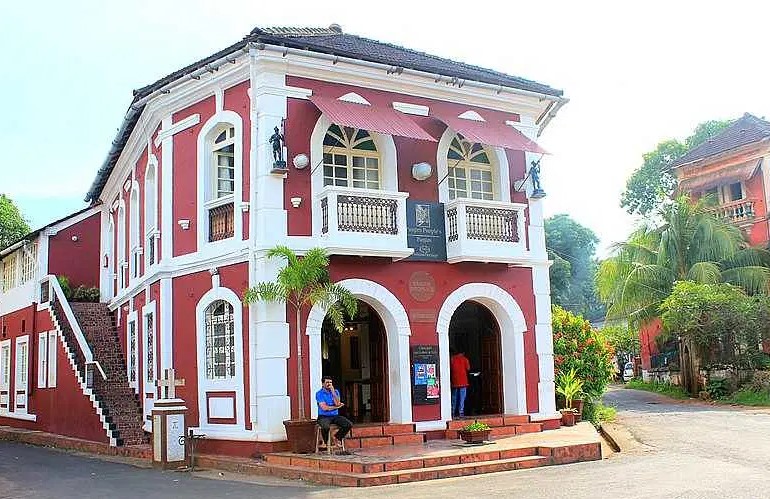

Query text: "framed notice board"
[411, 345, 440, 405]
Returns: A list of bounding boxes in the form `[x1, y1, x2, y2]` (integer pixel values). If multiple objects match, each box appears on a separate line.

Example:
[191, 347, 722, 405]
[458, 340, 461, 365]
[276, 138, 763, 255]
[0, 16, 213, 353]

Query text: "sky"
[1, 1, 769, 256]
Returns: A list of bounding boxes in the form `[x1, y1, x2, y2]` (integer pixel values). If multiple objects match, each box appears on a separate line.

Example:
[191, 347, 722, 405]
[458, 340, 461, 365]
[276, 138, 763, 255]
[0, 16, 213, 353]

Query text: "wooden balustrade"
[208, 202, 234, 242]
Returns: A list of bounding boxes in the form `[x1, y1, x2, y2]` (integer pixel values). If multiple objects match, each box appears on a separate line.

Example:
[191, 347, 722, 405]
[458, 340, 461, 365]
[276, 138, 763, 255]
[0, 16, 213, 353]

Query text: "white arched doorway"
[306, 279, 412, 423]
[437, 283, 527, 421]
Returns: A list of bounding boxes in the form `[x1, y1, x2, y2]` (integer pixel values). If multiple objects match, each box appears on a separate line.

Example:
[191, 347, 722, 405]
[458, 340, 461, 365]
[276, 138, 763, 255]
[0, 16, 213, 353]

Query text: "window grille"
[204, 300, 235, 380]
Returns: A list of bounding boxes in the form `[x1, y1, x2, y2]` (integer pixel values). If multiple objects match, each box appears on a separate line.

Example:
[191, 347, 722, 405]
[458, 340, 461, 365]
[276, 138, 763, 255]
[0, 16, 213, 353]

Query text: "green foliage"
[625, 379, 690, 399]
[71, 285, 101, 302]
[552, 306, 615, 400]
[0, 194, 30, 251]
[620, 119, 732, 216]
[597, 195, 770, 327]
[705, 378, 729, 399]
[57, 276, 71, 300]
[555, 368, 584, 409]
[462, 421, 491, 432]
[581, 400, 617, 425]
[600, 325, 640, 360]
[545, 214, 604, 322]
[243, 246, 357, 420]
[723, 388, 770, 406]
[660, 282, 770, 368]
[747, 370, 770, 393]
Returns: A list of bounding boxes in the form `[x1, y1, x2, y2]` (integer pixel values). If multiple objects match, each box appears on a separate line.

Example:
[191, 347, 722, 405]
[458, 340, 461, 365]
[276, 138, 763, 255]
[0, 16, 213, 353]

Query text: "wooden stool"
[315, 424, 346, 455]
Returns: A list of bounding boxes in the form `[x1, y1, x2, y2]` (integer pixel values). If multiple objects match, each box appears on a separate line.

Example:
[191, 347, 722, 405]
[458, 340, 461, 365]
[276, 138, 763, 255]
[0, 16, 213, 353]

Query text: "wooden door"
[368, 319, 388, 422]
[480, 332, 502, 414]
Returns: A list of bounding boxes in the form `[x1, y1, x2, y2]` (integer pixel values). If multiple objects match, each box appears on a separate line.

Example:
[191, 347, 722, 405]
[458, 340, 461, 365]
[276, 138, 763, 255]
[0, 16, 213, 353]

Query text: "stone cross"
[157, 368, 185, 400]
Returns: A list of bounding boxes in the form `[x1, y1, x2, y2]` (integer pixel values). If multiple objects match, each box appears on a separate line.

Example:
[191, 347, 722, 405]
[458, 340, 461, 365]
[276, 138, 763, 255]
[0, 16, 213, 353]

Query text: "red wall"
[48, 212, 101, 289]
[0, 307, 108, 443]
[639, 318, 663, 371]
[745, 172, 768, 246]
[286, 258, 540, 422]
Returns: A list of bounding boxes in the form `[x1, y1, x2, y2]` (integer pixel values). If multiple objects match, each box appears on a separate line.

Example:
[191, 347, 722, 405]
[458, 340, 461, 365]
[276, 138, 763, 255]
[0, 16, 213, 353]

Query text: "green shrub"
[747, 371, 770, 393]
[706, 378, 729, 399]
[724, 388, 770, 406]
[57, 276, 71, 300]
[462, 421, 491, 432]
[552, 306, 615, 400]
[70, 285, 100, 302]
[582, 400, 617, 424]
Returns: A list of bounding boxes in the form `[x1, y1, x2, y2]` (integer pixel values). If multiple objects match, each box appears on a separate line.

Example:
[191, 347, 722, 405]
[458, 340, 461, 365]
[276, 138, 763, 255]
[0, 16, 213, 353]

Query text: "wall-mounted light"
[71, 235, 79, 242]
[411, 162, 432, 181]
[293, 153, 309, 169]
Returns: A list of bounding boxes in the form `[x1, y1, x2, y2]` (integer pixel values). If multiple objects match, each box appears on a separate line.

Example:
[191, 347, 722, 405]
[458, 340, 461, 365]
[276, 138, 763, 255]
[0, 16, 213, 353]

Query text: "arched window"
[212, 127, 235, 199]
[204, 300, 235, 379]
[129, 186, 140, 279]
[446, 134, 495, 200]
[144, 160, 158, 266]
[323, 124, 380, 189]
[117, 204, 126, 289]
[106, 218, 115, 297]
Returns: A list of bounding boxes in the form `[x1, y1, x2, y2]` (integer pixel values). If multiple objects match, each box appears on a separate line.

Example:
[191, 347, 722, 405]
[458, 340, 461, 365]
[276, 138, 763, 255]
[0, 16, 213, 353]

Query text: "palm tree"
[244, 246, 357, 420]
[597, 195, 770, 326]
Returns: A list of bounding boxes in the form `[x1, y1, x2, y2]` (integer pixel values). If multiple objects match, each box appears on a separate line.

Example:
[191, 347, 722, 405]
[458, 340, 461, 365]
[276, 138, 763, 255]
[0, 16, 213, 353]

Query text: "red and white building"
[641, 113, 770, 375]
[0, 26, 567, 455]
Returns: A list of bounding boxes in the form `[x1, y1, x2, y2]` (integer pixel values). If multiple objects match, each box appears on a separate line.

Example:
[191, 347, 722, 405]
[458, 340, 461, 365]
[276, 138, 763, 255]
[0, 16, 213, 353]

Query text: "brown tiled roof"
[672, 113, 770, 168]
[85, 26, 563, 202]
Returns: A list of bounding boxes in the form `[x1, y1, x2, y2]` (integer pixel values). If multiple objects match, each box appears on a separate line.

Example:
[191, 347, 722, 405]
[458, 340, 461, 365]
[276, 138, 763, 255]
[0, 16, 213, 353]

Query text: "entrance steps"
[226, 423, 602, 487]
[444, 414, 547, 439]
[345, 423, 425, 449]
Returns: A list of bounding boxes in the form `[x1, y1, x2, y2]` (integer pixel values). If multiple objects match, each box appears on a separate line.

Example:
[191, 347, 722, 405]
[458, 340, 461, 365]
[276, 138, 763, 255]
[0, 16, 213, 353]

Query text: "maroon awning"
[430, 109, 547, 154]
[309, 95, 436, 142]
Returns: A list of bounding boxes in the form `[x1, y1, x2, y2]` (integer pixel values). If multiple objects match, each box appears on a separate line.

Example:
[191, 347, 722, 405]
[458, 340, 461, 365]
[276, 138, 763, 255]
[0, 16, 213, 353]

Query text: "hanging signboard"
[406, 200, 447, 261]
[411, 344, 440, 405]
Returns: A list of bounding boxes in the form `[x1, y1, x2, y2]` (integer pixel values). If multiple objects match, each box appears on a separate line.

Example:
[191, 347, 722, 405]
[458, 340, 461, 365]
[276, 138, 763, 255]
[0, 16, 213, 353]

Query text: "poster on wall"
[411, 345, 440, 405]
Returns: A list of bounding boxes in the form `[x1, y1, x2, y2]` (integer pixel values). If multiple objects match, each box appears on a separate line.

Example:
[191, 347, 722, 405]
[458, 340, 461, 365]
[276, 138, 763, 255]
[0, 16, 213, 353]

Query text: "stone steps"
[343, 423, 425, 449]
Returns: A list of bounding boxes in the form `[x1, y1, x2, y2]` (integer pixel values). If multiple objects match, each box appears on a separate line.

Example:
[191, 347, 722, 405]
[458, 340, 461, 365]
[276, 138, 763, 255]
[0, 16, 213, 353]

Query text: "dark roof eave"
[672, 136, 770, 170]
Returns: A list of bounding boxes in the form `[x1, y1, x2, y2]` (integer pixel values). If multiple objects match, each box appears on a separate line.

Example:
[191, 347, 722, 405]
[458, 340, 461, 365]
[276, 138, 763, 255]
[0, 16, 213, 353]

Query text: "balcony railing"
[712, 198, 757, 225]
[445, 198, 528, 264]
[316, 186, 411, 258]
[209, 202, 234, 242]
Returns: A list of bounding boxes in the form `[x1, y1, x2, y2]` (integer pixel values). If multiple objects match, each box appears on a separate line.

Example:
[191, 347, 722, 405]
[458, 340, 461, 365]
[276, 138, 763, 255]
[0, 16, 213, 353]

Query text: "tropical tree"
[621, 119, 732, 216]
[597, 195, 770, 327]
[244, 246, 357, 420]
[0, 194, 30, 250]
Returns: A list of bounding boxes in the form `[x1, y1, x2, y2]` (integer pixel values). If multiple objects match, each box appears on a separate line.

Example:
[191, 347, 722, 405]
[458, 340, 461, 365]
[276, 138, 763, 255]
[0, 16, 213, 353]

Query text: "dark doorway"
[321, 301, 389, 423]
[448, 301, 503, 415]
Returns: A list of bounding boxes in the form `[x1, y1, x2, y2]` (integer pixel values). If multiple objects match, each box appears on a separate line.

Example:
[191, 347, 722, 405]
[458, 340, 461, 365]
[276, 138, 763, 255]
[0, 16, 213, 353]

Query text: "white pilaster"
[532, 261, 557, 417]
[160, 115, 174, 261]
[248, 51, 292, 440]
[159, 277, 173, 372]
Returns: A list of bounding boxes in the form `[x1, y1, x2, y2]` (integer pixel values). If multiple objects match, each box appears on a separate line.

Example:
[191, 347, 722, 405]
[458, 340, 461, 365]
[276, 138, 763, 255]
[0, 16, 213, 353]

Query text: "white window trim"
[116, 201, 127, 290]
[142, 302, 156, 388]
[47, 330, 57, 388]
[127, 311, 139, 392]
[37, 332, 48, 389]
[129, 182, 141, 282]
[196, 110, 244, 249]
[436, 127, 511, 204]
[0, 339, 10, 415]
[14, 335, 30, 415]
[310, 114, 399, 237]
[144, 155, 160, 270]
[195, 286, 245, 431]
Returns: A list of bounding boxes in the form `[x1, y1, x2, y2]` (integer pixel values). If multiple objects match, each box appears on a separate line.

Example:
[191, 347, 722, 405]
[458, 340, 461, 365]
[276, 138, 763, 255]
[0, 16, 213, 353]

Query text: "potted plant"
[458, 420, 492, 444]
[556, 368, 584, 427]
[244, 246, 357, 453]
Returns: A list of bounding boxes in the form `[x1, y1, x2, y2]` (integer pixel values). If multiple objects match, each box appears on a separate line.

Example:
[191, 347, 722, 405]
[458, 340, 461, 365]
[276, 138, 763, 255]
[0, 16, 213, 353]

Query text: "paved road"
[3, 387, 770, 498]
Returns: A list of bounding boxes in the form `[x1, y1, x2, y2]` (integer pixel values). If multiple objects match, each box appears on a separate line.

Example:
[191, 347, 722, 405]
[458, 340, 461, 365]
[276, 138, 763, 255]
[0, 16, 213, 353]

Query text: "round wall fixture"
[293, 153, 309, 169]
[411, 162, 433, 181]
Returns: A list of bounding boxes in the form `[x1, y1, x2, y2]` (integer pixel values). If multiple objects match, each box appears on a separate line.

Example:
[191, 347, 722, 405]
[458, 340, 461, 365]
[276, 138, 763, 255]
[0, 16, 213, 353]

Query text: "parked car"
[622, 362, 635, 382]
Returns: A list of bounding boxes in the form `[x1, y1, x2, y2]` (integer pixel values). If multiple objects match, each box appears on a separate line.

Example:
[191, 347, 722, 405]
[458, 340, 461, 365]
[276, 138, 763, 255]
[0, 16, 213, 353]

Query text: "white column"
[160, 115, 174, 262]
[248, 51, 292, 440]
[159, 277, 173, 372]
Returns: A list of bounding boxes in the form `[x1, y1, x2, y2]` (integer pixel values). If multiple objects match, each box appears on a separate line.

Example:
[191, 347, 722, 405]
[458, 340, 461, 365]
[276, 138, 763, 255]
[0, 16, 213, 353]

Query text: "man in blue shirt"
[315, 376, 353, 448]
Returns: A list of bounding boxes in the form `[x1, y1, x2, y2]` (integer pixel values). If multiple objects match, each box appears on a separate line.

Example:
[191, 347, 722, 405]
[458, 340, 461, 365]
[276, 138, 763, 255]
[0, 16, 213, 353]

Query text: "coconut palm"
[244, 246, 357, 420]
[597, 195, 770, 326]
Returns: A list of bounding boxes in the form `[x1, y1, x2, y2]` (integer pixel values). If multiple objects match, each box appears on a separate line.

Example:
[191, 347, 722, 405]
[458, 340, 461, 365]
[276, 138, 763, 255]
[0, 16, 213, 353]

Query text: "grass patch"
[582, 400, 617, 424]
[720, 389, 770, 406]
[624, 379, 690, 399]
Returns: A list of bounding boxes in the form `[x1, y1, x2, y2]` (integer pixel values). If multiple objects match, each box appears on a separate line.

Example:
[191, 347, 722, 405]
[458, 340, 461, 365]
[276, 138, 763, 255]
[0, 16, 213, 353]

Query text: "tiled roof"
[672, 113, 770, 168]
[86, 26, 563, 203]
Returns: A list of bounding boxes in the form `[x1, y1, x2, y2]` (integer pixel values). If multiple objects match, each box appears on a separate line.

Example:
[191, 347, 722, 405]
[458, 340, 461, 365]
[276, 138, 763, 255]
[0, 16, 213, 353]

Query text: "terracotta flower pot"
[283, 419, 318, 454]
[573, 399, 584, 422]
[560, 410, 576, 427]
[458, 429, 491, 444]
